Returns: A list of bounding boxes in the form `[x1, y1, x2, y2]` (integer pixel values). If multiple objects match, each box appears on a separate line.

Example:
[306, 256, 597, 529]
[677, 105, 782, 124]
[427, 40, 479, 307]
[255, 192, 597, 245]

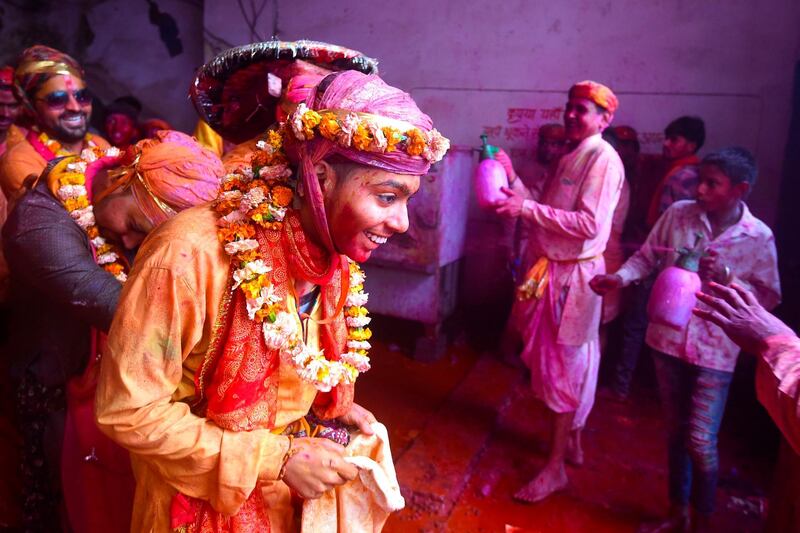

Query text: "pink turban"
[285, 70, 441, 253]
[127, 130, 224, 225]
[569, 80, 619, 114]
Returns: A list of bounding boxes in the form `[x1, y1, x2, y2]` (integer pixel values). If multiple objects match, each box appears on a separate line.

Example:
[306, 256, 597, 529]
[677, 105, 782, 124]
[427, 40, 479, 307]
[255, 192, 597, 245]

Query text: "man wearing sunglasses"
[0, 45, 109, 202]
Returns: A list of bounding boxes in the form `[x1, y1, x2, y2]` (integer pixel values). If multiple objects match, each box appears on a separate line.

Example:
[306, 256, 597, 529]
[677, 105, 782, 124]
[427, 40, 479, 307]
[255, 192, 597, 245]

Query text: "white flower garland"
[216, 134, 373, 392]
[54, 146, 127, 283]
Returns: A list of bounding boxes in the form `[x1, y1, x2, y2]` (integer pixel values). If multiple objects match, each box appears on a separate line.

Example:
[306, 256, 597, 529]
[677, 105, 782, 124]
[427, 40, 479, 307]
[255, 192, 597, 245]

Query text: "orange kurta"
[95, 205, 398, 532]
[0, 133, 109, 201]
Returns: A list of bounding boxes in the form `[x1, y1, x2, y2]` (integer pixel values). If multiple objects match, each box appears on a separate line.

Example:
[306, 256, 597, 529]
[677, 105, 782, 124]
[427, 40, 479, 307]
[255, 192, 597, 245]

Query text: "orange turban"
[128, 130, 224, 225]
[45, 131, 224, 228]
[568, 80, 619, 114]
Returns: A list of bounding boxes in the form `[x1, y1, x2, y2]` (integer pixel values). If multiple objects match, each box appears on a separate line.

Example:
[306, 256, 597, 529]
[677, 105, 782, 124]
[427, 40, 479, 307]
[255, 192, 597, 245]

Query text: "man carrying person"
[0, 45, 110, 202]
[611, 115, 706, 399]
[94, 43, 447, 531]
[590, 147, 780, 531]
[494, 80, 624, 502]
[2, 130, 223, 531]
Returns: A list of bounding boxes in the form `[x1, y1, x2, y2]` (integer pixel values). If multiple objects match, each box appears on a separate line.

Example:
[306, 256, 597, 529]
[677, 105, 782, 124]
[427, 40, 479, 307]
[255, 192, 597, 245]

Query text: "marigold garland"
[214, 128, 373, 392]
[55, 146, 128, 283]
[38, 129, 97, 158]
[287, 103, 450, 163]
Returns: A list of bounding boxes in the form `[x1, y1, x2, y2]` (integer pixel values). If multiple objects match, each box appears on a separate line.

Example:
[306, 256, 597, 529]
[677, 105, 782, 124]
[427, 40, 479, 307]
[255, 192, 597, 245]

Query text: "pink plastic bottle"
[647, 236, 704, 330]
[473, 134, 508, 209]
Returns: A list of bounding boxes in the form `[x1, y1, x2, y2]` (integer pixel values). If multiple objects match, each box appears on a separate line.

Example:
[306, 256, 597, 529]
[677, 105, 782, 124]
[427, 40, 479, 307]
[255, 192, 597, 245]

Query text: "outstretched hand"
[693, 282, 794, 354]
[282, 437, 359, 499]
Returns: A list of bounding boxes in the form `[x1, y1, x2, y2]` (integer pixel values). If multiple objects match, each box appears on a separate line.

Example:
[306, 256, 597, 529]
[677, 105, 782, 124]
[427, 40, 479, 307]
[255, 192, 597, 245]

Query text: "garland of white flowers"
[215, 130, 373, 392]
[54, 146, 128, 283]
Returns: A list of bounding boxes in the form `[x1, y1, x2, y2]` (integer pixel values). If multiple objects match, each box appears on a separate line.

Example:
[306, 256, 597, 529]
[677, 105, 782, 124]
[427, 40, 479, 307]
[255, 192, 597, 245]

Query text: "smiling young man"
[0, 45, 109, 202]
[94, 53, 447, 531]
[590, 147, 780, 531]
[494, 80, 624, 503]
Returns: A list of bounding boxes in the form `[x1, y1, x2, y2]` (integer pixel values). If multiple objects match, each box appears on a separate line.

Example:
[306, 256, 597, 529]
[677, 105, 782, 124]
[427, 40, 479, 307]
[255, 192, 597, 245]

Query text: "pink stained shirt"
[616, 200, 781, 372]
[758, 334, 800, 455]
[520, 133, 625, 345]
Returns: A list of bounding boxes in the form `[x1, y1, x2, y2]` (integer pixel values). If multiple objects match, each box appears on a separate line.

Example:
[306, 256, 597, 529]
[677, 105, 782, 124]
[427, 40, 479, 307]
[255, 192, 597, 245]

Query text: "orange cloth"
[302, 422, 404, 532]
[95, 205, 397, 532]
[569, 80, 619, 113]
[0, 133, 109, 201]
[0, 124, 26, 158]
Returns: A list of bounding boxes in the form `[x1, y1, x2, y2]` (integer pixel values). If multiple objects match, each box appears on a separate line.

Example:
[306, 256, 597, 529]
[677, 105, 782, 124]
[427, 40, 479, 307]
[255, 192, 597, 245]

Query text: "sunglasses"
[37, 88, 92, 109]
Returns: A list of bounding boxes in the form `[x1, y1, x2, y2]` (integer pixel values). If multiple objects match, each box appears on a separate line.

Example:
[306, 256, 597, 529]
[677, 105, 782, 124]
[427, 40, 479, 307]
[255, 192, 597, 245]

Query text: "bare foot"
[513, 463, 568, 503]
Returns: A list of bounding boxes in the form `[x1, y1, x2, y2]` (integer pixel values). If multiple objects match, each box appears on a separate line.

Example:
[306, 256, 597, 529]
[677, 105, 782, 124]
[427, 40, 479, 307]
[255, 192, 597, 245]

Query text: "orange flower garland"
[214, 128, 373, 391]
[54, 147, 128, 283]
[287, 103, 450, 163]
[38, 130, 97, 158]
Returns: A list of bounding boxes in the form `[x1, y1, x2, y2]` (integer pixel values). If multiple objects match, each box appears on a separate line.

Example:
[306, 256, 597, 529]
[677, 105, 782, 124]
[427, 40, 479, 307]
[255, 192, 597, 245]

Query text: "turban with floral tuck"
[73, 130, 224, 226]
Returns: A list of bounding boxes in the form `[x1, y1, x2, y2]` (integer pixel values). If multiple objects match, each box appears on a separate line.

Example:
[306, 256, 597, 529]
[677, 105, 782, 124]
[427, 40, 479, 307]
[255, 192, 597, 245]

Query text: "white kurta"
[515, 133, 624, 427]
